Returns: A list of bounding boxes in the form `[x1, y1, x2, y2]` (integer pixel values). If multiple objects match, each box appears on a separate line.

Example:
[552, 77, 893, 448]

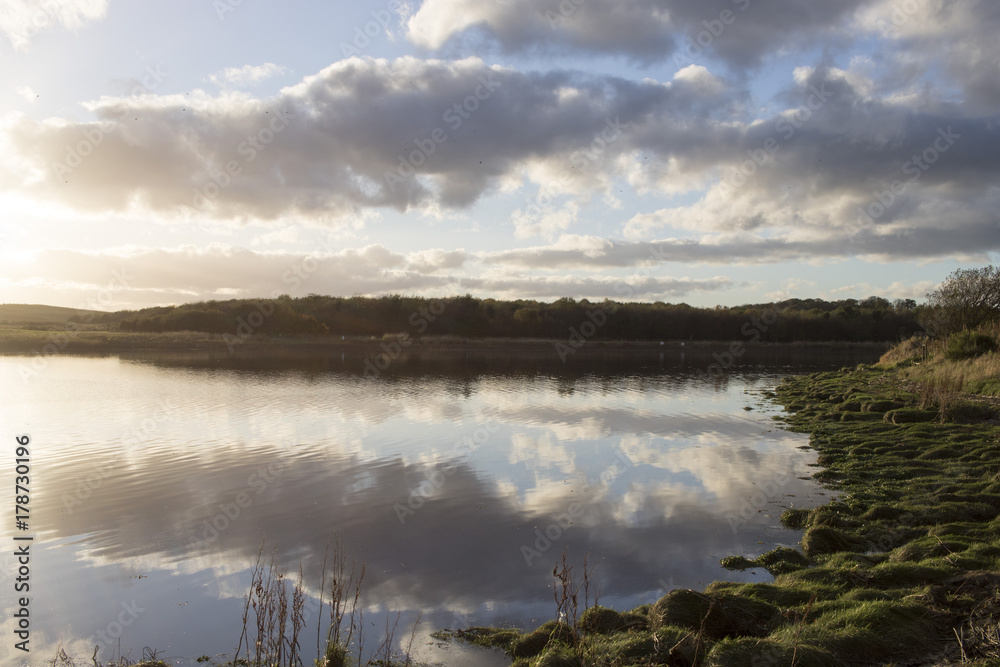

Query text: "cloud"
[207, 63, 288, 88]
[0, 244, 460, 308]
[0, 242, 743, 307]
[0, 55, 735, 223]
[458, 273, 733, 299]
[405, 0, 869, 68]
[828, 279, 937, 300]
[0, 0, 108, 49]
[856, 0, 1000, 115]
[14, 85, 37, 102]
[3, 46, 999, 269]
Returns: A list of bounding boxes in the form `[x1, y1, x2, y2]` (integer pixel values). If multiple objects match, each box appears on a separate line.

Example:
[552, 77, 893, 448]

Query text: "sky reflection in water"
[0, 347, 880, 665]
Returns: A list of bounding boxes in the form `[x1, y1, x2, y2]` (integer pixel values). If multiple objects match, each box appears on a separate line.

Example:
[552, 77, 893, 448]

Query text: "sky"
[0, 0, 998, 311]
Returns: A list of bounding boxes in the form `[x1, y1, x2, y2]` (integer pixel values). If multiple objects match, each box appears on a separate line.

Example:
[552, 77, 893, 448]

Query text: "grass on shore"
[880, 333, 1000, 398]
[443, 341, 1000, 666]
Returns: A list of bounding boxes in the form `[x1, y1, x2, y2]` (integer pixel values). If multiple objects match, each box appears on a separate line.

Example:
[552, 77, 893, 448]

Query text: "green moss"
[579, 606, 628, 635]
[704, 581, 817, 607]
[861, 504, 906, 521]
[447, 626, 521, 652]
[773, 600, 943, 663]
[704, 638, 841, 667]
[781, 507, 811, 529]
[650, 589, 783, 639]
[532, 644, 577, 667]
[511, 621, 575, 658]
[865, 561, 955, 588]
[802, 526, 864, 557]
[720, 555, 756, 571]
[862, 400, 900, 413]
[884, 407, 940, 424]
[889, 535, 972, 562]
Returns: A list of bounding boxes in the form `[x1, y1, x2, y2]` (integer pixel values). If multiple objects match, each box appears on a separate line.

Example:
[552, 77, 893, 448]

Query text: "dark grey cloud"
[407, 0, 870, 68]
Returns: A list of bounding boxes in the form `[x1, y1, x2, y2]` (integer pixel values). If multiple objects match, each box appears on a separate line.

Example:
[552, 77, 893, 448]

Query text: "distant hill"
[0, 304, 102, 324]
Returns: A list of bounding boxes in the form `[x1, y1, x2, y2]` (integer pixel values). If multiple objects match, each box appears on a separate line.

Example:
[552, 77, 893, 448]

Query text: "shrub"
[945, 331, 997, 361]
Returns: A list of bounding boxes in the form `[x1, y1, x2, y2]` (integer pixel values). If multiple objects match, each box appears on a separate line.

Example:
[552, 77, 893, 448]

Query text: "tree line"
[81, 293, 932, 343]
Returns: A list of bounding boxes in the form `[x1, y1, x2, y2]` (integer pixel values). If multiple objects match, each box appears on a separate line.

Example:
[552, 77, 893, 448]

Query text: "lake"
[0, 345, 881, 666]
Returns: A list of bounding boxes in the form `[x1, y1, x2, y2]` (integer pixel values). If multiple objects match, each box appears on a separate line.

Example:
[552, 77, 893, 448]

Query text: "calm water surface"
[0, 347, 880, 665]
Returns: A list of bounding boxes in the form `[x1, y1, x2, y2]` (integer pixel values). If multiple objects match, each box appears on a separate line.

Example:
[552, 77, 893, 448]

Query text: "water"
[0, 346, 879, 665]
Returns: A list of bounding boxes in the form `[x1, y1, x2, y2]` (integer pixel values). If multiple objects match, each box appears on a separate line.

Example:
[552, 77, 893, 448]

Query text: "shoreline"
[451, 358, 1000, 666]
[0, 328, 893, 356]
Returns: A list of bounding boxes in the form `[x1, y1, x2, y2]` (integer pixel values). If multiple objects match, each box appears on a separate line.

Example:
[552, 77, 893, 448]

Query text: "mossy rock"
[725, 547, 810, 574]
[452, 626, 521, 651]
[890, 535, 971, 562]
[781, 507, 811, 529]
[596, 632, 666, 662]
[865, 561, 954, 587]
[757, 546, 810, 573]
[704, 638, 843, 667]
[862, 400, 901, 413]
[945, 401, 999, 423]
[836, 400, 862, 412]
[720, 555, 757, 571]
[884, 408, 939, 424]
[579, 605, 628, 635]
[650, 589, 782, 639]
[808, 509, 856, 530]
[705, 581, 816, 607]
[927, 522, 993, 539]
[915, 501, 997, 523]
[771, 600, 943, 663]
[532, 644, 577, 667]
[512, 621, 575, 658]
[654, 626, 700, 665]
[774, 566, 855, 591]
[862, 504, 907, 521]
[802, 526, 865, 557]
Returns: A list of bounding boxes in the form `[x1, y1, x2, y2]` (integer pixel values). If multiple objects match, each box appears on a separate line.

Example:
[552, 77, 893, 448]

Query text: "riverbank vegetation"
[444, 333, 1000, 666]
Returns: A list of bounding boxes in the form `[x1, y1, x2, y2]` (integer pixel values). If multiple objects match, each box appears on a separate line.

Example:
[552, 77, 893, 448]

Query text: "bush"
[945, 331, 998, 361]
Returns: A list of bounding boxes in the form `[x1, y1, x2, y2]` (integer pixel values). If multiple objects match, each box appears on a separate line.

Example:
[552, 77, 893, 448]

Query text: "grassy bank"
[882, 333, 1000, 399]
[446, 344, 1000, 666]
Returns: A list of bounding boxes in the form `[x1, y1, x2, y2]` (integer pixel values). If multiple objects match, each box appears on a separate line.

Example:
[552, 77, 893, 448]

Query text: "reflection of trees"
[121, 346, 881, 395]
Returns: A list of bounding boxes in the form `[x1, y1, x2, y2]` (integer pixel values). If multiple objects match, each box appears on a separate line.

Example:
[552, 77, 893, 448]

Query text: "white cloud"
[207, 63, 288, 88]
[14, 85, 36, 102]
[0, 241, 745, 307]
[828, 279, 938, 300]
[0, 0, 108, 49]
